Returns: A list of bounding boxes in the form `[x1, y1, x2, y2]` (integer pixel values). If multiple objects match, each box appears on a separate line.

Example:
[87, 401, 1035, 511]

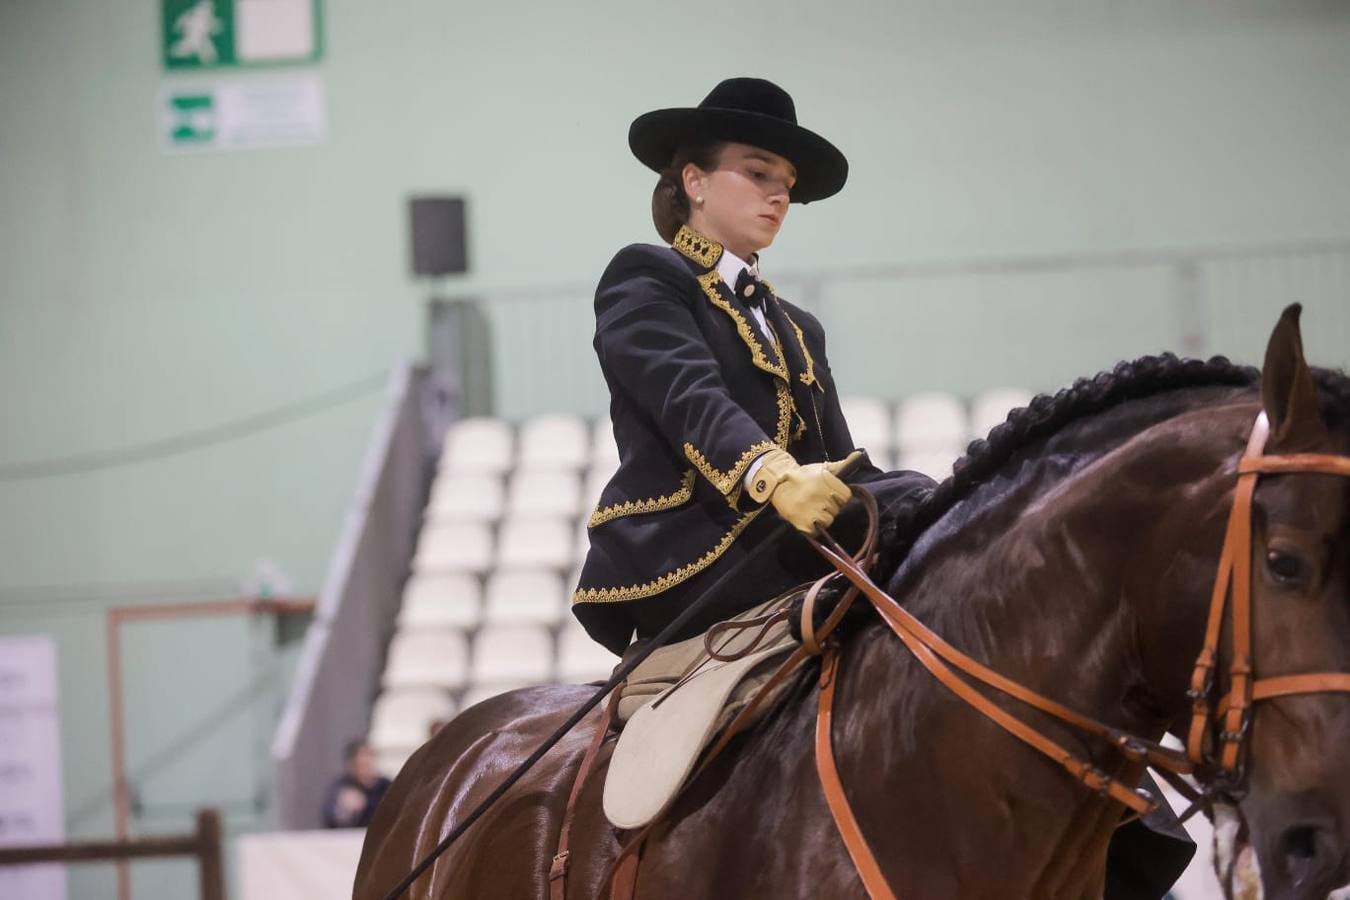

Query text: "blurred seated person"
[321, 739, 391, 828]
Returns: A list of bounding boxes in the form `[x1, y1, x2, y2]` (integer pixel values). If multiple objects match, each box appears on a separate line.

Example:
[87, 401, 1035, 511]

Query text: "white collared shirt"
[714, 248, 776, 487]
[717, 247, 771, 339]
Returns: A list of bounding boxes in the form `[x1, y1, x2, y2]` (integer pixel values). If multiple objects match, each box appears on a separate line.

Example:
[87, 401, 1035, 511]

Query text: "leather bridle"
[800, 411, 1350, 898]
[1185, 412, 1350, 780]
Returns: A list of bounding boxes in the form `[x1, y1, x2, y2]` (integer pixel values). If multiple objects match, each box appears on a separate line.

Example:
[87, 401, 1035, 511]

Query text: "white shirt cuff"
[743, 452, 770, 490]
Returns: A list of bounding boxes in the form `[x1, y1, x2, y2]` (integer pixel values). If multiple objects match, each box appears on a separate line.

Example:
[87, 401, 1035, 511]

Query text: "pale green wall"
[2, 2, 1349, 898]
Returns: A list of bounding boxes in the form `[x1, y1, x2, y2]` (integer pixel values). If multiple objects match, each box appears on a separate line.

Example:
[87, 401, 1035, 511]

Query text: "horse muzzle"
[1257, 813, 1350, 900]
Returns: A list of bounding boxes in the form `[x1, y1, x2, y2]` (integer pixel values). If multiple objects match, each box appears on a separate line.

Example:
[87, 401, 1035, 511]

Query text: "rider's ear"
[1261, 303, 1328, 452]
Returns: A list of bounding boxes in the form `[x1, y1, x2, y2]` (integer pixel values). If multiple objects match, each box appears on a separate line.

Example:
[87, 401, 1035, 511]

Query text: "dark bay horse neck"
[832, 384, 1262, 897]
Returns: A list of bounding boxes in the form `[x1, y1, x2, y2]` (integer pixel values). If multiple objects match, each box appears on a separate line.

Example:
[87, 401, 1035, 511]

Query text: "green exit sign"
[162, 0, 322, 70]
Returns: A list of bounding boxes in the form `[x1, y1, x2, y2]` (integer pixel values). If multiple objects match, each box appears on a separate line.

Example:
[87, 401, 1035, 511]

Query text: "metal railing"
[475, 239, 1350, 419]
[271, 364, 433, 829]
[0, 808, 225, 900]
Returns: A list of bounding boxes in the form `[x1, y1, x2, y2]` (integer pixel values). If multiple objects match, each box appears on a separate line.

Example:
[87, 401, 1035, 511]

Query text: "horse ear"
[1260, 303, 1327, 451]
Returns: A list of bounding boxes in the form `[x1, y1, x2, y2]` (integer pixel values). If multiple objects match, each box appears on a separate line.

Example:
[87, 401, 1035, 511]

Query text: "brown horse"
[355, 307, 1350, 900]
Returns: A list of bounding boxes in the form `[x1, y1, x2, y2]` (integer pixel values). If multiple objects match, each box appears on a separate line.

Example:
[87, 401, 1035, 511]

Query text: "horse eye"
[1266, 550, 1307, 586]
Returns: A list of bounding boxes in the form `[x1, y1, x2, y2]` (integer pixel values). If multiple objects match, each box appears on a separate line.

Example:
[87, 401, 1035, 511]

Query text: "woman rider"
[571, 76, 934, 656]
[570, 77, 1194, 899]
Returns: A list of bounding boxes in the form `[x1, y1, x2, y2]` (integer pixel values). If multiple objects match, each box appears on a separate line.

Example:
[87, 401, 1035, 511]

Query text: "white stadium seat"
[584, 464, 615, 514]
[518, 414, 589, 471]
[483, 569, 566, 626]
[862, 448, 893, 472]
[496, 517, 575, 569]
[439, 417, 514, 475]
[558, 619, 617, 683]
[375, 746, 415, 779]
[413, 522, 493, 575]
[471, 625, 554, 684]
[897, 447, 963, 482]
[575, 518, 592, 563]
[383, 630, 470, 690]
[591, 418, 620, 470]
[426, 472, 504, 523]
[460, 682, 534, 709]
[507, 470, 583, 519]
[895, 392, 968, 452]
[398, 572, 483, 630]
[368, 688, 456, 752]
[840, 396, 892, 456]
[970, 388, 1033, 441]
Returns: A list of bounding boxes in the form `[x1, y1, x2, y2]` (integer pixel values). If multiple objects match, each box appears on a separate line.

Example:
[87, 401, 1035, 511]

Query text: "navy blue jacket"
[573, 225, 882, 651]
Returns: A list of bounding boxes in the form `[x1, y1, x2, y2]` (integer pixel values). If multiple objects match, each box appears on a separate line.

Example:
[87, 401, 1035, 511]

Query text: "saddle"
[602, 591, 802, 829]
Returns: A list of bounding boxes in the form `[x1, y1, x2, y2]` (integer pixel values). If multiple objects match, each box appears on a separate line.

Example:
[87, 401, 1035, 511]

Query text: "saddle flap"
[602, 642, 793, 830]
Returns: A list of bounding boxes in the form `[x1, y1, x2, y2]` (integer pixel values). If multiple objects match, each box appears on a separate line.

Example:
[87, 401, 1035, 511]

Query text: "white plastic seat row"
[437, 414, 592, 471]
[429, 469, 620, 523]
[470, 625, 554, 685]
[969, 388, 1033, 440]
[383, 630, 470, 690]
[840, 396, 892, 454]
[368, 687, 457, 752]
[896, 447, 963, 482]
[400, 569, 569, 629]
[557, 617, 617, 683]
[519, 414, 590, 470]
[460, 682, 534, 709]
[413, 518, 579, 574]
[439, 414, 608, 474]
[399, 572, 483, 630]
[841, 390, 1034, 458]
[384, 624, 563, 690]
[439, 417, 514, 475]
[895, 393, 967, 452]
[427, 473, 505, 522]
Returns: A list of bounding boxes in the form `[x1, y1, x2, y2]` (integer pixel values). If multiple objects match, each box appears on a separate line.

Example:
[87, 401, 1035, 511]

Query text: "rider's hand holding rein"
[748, 449, 861, 532]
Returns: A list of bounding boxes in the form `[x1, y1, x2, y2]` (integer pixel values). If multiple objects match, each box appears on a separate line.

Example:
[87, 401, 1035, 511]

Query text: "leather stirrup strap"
[816, 647, 898, 900]
[550, 687, 622, 900]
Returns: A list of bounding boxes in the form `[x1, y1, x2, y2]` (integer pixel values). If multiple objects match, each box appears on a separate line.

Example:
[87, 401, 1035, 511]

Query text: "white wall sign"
[0, 636, 67, 900]
[161, 73, 326, 153]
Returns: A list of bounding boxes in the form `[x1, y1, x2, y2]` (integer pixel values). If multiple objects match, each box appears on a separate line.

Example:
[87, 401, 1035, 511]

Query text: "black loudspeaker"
[409, 196, 468, 276]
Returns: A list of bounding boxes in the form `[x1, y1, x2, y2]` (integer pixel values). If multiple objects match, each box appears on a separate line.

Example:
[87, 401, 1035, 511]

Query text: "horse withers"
[356, 305, 1350, 900]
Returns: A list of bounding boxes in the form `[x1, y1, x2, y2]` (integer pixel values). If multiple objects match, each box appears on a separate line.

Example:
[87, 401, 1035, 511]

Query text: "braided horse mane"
[874, 352, 1350, 586]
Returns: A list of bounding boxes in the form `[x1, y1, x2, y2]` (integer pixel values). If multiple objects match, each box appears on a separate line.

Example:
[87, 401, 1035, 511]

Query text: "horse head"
[1231, 305, 1350, 899]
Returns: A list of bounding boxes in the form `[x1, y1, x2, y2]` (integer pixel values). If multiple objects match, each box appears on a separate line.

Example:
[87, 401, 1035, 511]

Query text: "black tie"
[734, 267, 769, 311]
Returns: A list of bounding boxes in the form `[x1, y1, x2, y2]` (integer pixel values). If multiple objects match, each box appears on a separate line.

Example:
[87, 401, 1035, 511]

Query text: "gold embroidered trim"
[571, 507, 766, 604]
[776, 303, 818, 387]
[773, 380, 794, 447]
[671, 224, 723, 269]
[696, 270, 789, 381]
[684, 439, 778, 495]
[588, 470, 696, 528]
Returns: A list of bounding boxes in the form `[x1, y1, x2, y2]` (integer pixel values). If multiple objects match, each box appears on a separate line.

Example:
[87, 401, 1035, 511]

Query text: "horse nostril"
[1279, 824, 1327, 887]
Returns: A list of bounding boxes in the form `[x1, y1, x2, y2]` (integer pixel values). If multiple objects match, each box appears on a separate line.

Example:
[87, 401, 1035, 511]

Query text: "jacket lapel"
[764, 291, 821, 392]
[672, 225, 789, 382]
[702, 271, 789, 381]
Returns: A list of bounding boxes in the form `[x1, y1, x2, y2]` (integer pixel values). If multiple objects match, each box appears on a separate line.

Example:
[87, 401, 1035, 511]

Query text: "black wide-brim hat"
[628, 77, 848, 204]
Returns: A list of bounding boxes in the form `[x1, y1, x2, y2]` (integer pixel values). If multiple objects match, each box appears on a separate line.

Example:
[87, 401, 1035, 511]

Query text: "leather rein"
[801, 411, 1350, 899]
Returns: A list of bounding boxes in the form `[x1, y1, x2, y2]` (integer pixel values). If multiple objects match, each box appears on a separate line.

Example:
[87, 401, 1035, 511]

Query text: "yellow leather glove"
[746, 449, 861, 533]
